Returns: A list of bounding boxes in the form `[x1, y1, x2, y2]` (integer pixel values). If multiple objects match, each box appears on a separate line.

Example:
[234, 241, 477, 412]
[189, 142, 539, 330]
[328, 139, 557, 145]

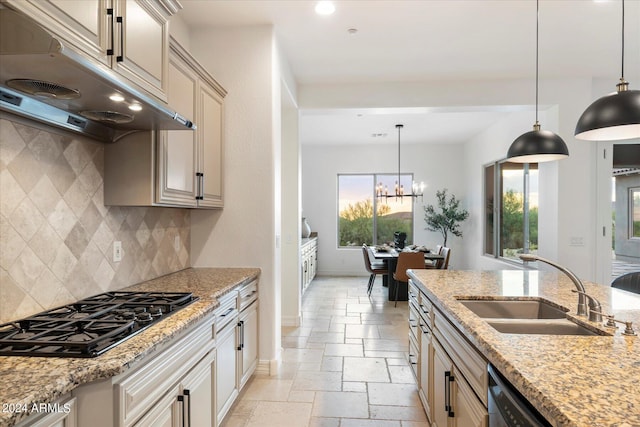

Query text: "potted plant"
[423, 189, 469, 246]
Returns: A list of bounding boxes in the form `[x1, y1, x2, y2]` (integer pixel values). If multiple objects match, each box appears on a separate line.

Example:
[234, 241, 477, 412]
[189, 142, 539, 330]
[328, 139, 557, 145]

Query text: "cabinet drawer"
[409, 301, 420, 343]
[215, 293, 238, 334]
[115, 316, 214, 427]
[408, 332, 419, 380]
[417, 290, 433, 328]
[238, 280, 258, 312]
[434, 309, 488, 406]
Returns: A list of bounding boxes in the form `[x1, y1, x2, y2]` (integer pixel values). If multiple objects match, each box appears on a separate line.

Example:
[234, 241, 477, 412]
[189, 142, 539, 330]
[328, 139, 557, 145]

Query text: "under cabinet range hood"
[0, 8, 195, 142]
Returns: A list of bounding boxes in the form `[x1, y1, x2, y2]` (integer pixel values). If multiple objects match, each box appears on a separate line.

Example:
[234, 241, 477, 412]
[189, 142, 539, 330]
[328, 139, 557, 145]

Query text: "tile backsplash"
[0, 118, 191, 323]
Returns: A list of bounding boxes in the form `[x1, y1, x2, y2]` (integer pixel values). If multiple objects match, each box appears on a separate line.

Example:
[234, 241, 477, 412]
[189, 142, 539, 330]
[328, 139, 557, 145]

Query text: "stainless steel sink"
[486, 319, 606, 336]
[457, 298, 611, 336]
[458, 298, 567, 319]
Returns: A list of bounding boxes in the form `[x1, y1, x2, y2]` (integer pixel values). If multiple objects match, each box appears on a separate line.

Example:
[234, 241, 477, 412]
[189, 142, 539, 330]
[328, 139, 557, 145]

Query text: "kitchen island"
[407, 269, 640, 427]
[0, 267, 260, 427]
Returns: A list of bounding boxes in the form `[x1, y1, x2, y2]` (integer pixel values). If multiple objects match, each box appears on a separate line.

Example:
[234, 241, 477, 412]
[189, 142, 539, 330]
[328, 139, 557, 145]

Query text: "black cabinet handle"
[183, 389, 191, 427]
[107, 9, 114, 56]
[116, 16, 124, 62]
[237, 320, 245, 350]
[196, 172, 204, 200]
[445, 371, 455, 417]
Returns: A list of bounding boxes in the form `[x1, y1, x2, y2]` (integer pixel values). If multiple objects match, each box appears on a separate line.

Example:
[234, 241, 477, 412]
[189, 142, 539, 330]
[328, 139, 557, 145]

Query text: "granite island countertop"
[407, 269, 640, 427]
[0, 267, 260, 427]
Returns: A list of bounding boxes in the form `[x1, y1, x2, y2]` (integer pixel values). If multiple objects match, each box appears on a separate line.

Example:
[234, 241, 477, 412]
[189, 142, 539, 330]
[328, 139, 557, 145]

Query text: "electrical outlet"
[174, 235, 181, 252]
[113, 241, 122, 262]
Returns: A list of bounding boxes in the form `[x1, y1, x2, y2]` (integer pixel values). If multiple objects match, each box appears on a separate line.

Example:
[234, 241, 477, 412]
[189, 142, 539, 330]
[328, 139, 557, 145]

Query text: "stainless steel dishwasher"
[488, 364, 552, 427]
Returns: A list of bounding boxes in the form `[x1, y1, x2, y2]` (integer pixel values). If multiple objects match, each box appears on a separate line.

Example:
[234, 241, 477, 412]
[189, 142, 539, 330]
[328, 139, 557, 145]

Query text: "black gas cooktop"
[0, 291, 197, 358]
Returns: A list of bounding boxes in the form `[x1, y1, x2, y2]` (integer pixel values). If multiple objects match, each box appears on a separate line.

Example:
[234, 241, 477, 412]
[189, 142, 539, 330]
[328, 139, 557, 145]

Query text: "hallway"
[221, 276, 427, 427]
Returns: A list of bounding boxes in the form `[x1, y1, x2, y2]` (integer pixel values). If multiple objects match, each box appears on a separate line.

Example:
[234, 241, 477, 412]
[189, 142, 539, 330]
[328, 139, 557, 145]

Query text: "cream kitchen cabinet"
[133, 350, 215, 427]
[3, 0, 178, 101]
[411, 280, 488, 427]
[301, 237, 318, 294]
[104, 37, 225, 208]
[214, 292, 239, 425]
[157, 38, 225, 207]
[214, 279, 259, 425]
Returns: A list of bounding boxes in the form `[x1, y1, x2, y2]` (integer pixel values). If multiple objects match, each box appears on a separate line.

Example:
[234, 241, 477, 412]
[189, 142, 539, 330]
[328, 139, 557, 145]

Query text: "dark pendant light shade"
[574, 83, 640, 140]
[507, 124, 569, 163]
[506, 0, 568, 163]
[575, 0, 640, 141]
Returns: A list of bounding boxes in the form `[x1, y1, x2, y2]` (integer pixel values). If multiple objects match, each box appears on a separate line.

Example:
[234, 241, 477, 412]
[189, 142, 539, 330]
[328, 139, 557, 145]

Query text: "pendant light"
[376, 124, 424, 202]
[575, 0, 640, 141]
[507, 0, 569, 163]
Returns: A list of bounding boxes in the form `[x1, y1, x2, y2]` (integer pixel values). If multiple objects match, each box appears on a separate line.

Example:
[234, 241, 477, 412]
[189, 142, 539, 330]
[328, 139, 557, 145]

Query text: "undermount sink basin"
[457, 298, 612, 336]
[486, 319, 608, 336]
[457, 298, 568, 319]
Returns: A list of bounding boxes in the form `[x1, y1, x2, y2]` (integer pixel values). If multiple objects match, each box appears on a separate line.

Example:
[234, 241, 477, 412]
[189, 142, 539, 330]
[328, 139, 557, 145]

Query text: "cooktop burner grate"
[0, 291, 197, 358]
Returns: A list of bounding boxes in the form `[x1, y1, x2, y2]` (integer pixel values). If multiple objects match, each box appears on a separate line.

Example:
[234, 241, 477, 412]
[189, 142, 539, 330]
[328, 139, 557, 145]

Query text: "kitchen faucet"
[519, 254, 588, 317]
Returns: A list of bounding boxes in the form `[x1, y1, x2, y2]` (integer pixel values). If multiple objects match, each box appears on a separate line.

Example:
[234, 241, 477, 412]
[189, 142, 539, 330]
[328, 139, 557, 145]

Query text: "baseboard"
[281, 314, 301, 327]
[256, 359, 270, 376]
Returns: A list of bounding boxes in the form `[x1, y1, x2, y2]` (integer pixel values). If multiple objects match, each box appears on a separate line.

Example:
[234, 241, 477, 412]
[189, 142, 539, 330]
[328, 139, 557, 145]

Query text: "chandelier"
[376, 124, 424, 202]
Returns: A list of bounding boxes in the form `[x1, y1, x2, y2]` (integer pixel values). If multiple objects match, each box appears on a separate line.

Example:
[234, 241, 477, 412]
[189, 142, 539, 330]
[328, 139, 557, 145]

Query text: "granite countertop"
[407, 269, 640, 427]
[0, 267, 260, 427]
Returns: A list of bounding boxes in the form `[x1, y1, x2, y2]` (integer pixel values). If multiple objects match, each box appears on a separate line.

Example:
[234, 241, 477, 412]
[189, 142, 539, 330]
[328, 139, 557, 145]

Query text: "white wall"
[301, 142, 464, 276]
[299, 76, 604, 282]
[188, 25, 281, 369]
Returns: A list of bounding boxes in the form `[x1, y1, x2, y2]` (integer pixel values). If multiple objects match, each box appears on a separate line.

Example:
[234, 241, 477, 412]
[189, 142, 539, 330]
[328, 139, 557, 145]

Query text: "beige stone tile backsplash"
[0, 118, 191, 323]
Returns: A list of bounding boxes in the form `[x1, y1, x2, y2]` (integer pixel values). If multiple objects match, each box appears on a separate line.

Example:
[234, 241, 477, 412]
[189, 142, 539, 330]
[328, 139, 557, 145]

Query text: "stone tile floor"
[221, 276, 427, 427]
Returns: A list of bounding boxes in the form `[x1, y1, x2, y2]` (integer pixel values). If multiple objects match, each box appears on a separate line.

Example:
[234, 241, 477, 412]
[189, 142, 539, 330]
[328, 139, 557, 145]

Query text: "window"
[484, 161, 539, 261]
[631, 187, 640, 239]
[338, 174, 414, 247]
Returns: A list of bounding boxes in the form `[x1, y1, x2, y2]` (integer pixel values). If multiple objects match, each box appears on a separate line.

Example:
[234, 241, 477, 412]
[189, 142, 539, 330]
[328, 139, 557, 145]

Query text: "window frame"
[484, 159, 538, 263]
[629, 186, 640, 240]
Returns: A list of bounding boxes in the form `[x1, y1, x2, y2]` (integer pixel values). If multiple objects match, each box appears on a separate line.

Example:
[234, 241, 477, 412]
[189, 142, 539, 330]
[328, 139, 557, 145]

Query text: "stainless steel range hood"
[0, 7, 195, 142]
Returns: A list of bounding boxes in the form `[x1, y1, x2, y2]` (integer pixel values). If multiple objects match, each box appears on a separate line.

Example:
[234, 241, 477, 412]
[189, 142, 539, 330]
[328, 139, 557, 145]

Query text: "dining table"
[369, 246, 444, 301]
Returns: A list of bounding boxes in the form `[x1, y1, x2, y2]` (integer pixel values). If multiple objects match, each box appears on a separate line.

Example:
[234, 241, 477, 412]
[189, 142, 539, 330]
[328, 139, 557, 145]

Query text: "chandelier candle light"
[376, 124, 425, 202]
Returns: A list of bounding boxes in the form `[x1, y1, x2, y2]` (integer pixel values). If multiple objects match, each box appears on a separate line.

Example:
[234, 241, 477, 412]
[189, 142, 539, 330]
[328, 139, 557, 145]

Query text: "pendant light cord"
[535, 0, 539, 125]
[621, 0, 625, 80]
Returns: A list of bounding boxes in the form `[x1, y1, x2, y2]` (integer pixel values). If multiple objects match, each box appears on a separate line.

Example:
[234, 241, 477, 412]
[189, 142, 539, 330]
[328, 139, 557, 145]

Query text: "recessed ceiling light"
[347, 28, 358, 35]
[129, 103, 142, 111]
[315, 1, 335, 15]
[109, 94, 125, 102]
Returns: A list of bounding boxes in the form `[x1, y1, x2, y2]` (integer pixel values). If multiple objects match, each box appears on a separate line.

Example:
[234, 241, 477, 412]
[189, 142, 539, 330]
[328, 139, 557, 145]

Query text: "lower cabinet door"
[432, 339, 454, 427]
[419, 324, 432, 421]
[453, 369, 488, 427]
[216, 323, 239, 424]
[133, 385, 180, 427]
[239, 303, 258, 389]
[182, 350, 215, 427]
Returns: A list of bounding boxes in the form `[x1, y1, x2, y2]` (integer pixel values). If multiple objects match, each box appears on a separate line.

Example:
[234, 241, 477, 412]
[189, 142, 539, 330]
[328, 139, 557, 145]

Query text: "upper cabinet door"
[198, 82, 224, 208]
[113, 0, 170, 101]
[156, 54, 198, 207]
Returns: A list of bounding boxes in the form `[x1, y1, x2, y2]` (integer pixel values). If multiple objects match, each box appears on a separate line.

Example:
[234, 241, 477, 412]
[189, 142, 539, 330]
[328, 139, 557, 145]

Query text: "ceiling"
[178, 0, 640, 146]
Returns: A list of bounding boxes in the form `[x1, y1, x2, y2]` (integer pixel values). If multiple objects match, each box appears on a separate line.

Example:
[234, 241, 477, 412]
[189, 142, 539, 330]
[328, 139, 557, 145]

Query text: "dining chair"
[439, 247, 451, 270]
[393, 251, 426, 306]
[426, 245, 443, 268]
[611, 271, 640, 294]
[362, 245, 388, 296]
